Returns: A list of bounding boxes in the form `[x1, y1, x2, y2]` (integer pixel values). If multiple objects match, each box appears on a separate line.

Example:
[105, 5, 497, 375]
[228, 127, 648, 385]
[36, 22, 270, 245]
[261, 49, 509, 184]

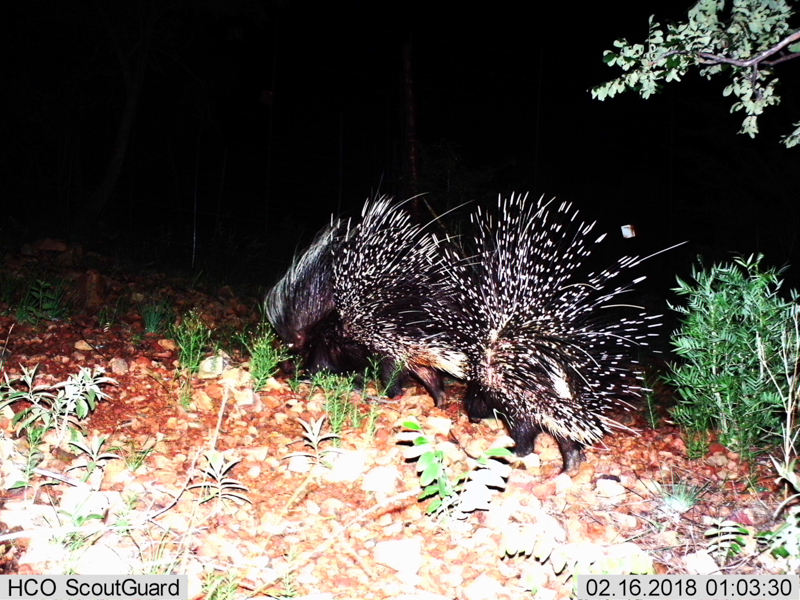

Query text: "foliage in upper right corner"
[592, 0, 800, 147]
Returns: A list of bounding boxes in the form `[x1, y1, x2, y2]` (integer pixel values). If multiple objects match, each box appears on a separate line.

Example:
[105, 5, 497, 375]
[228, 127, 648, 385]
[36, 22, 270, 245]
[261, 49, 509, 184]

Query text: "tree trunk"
[83, 0, 151, 224]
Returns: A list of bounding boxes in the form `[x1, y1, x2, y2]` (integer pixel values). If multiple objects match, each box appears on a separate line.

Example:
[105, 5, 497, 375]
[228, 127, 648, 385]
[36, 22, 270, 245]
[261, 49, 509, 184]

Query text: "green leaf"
[402, 419, 421, 431]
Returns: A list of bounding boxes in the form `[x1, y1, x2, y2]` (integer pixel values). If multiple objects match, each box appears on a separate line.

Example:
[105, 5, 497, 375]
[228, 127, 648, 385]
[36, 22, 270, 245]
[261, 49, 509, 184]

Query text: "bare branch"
[695, 29, 800, 68]
[764, 51, 800, 67]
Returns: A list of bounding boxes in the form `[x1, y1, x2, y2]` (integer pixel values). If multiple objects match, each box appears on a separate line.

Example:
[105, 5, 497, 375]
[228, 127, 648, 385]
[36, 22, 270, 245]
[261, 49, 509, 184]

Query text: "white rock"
[322, 450, 368, 483]
[59, 489, 121, 521]
[360, 465, 400, 494]
[286, 454, 312, 473]
[463, 573, 507, 600]
[423, 416, 454, 436]
[682, 550, 720, 574]
[394, 593, 453, 600]
[108, 357, 129, 375]
[595, 478, 627, 505]
[18, 537, 69, 565]
[72, 542, 137, 575]
[373, 537, 423, 575]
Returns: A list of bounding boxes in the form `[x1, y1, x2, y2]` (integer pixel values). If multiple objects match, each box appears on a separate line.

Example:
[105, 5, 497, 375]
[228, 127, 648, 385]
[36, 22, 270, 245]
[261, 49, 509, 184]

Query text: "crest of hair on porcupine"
[265, 197, 466, 403]
[436, 192, 668, 472]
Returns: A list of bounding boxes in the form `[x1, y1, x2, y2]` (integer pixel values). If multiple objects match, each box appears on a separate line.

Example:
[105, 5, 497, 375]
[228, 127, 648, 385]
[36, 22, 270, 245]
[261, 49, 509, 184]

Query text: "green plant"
[272, 547, 300, 599]
[203, 572, 241, 600]
[138, 298, 174, 334]
[16, 279, 70, 324]
[683, 430, 711, 461]
[642, 372, 662, 430]
[705, 519, 753, 563]
[0, 324, 12, 373]
[400, 418, 512, 519]
[761, 301, 800, 469]
[363, 400, 382, 442]
[97, 296, 131, 331]
[403, 419, 457, 516]
[0, 366, 116, 489]
[311, 372, 361, 439]
[761, 511, 800, 572]
[759, 500, 800, 572]
[0, 365, 117, 453]
[285, 416, 342, 466]
[240, 322, 289, 391]
[756, 458, 800, 572]
[57, 508, 106, 552]
[171, 310, 213, 374]
[67, 433, 122, 482]
[105, 493, 139, 539]
[188, 451, 251, 507]
[364, 356, 402, 398]
[212, 324, 245, 356]
[134, 528, 185, 576]
[287, 369, 304, 393]
[17, 424, 46, 490]
[666, 255, 795, 459]
[177, 377, 194, 409]
[653, 473, 710, 519]
[121, 438, 157, 471]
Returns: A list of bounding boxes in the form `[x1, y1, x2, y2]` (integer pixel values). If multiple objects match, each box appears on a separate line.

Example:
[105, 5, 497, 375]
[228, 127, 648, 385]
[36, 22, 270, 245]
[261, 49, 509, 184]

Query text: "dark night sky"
[2, 1, 799, 287]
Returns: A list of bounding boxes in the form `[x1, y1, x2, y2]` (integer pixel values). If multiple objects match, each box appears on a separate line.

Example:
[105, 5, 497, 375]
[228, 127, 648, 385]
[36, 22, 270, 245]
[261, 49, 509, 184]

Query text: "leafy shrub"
[667, 255, 797, 458]
[171, 310, 212, 374]
[16, 279, 70, 323]
[239, 322, 289, 391]
[138, 298, 174, 334]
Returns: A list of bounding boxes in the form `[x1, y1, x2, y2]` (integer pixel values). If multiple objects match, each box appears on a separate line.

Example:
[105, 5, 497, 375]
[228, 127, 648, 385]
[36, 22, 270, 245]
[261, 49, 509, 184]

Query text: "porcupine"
[265, 196, 466, 403]
[437, 192, 663, 472]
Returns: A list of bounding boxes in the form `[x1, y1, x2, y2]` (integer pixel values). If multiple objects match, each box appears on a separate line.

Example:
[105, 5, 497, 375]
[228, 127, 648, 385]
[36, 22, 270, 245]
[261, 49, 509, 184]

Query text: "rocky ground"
[0, 241, 795, 600]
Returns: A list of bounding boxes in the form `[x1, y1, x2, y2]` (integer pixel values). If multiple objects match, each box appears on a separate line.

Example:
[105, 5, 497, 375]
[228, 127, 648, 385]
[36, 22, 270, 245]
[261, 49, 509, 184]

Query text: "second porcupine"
[439, 192, 663, 472]
[265, 196, 466, 402]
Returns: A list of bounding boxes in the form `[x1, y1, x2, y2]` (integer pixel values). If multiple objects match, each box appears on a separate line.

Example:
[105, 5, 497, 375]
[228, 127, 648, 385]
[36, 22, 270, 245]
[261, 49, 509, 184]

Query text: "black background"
[2, 1, 798, 291]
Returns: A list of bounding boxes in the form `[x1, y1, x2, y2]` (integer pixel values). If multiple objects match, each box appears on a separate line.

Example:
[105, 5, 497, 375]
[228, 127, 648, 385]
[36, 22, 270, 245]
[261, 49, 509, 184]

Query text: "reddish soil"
[0, 246, 794, 600]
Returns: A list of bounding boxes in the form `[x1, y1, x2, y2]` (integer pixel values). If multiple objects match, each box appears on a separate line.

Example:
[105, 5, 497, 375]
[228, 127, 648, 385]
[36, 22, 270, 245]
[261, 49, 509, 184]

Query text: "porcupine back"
[331, 196, 466, 402]
[265, 197, 466, 402]
[441, 192, 660, 471]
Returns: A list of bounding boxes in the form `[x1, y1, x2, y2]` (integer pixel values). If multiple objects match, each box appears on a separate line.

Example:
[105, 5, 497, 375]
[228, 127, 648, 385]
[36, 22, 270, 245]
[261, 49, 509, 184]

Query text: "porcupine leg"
[463, 383, 584, 472]
[411, 366, 446, 406]
[379, 358, 447, 405]
[552, 436, 584, 473]
[509, 420, 585, 473]
[463, 381, 492, 420]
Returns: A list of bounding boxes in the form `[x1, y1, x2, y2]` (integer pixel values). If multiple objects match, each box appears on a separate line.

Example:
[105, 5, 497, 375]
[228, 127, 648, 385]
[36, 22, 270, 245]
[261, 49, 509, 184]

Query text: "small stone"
[158, 338, 178, 351]
[108, 357, 129, 375]
[463, 573, 508, 600]
[373, 537, 423, 575]
[287, 454, 312, 473]
[322, 450, 368, 483]
[682, 550, 720, 574]
[360, 465, 400, 494]
[595, 478, 627, 505]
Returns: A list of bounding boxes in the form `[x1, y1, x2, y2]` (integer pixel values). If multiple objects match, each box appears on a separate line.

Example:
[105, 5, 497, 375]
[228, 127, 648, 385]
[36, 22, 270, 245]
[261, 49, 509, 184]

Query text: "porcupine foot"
[464, 382, 585, 472]
[378, 357, 446, 406]
[510, 421, 585, 473]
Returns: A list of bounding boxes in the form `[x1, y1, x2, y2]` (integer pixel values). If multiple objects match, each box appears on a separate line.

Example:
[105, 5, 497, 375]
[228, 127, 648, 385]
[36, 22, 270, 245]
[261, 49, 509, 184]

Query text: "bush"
[666, 255, 797, 459]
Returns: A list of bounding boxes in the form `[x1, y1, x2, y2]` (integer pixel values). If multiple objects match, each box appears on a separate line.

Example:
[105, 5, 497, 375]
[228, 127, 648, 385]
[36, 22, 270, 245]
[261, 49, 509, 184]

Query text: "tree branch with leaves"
[592, 0, 800, 147]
